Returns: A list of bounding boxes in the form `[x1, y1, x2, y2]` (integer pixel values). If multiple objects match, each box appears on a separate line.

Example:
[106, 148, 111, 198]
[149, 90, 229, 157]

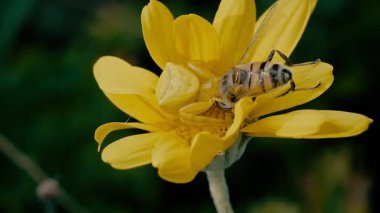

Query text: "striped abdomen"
[246, 61, 292, 95]
[218, 61, 292, 108]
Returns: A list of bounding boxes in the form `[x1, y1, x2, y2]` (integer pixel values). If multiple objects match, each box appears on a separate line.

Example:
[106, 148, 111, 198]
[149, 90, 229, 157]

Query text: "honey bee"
[217, 3, 321, 110]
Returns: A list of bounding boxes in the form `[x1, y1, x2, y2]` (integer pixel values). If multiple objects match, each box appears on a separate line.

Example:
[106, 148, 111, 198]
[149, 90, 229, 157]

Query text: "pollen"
[174, 104, 233, 142]
[199, 103, 234, 121]
[174, 124, 229, 142]
[174, 125, 199, 142]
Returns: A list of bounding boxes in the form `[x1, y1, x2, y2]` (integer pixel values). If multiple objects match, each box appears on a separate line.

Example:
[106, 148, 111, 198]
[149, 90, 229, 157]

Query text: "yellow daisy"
[93, 0, 372, 183]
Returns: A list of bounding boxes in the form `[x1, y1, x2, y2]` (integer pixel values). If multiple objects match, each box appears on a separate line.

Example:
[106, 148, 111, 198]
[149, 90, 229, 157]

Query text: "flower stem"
[0, 134, 88, 212]
[206, 170, 234, 213]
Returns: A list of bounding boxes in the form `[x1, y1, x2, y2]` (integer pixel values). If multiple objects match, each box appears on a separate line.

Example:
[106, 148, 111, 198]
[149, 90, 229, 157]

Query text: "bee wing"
[240, 1, 279, 63]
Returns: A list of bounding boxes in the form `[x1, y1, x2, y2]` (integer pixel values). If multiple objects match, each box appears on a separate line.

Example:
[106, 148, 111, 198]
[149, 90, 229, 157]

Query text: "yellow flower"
[93, 0, 372, 183]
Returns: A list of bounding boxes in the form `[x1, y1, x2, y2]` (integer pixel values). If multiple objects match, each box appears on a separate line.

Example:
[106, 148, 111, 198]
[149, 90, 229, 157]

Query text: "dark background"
[1, 0, 378, 212]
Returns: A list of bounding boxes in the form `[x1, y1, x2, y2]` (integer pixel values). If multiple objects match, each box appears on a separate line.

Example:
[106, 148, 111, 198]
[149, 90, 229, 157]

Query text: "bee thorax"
[218, 61, 294, 109]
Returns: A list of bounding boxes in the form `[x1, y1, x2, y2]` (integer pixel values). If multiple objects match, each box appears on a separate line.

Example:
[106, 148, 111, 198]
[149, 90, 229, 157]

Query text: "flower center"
[174, 125, 229, 142]
[199, 103, 234, 120]
[174, 104, 234, 142]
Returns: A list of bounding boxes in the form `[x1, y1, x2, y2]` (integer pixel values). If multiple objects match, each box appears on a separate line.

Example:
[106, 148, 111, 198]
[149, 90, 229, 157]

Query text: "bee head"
[228, 90, 240, 104]
[217, 67, 247, 110]
[230, 93, 238, 103]
[229, 84, 246, 102]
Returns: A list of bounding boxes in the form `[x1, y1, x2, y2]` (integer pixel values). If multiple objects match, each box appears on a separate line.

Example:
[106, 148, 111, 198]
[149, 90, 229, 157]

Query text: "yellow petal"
[213, 0, 256, 69]
[242, 110, 373, 139]
[252, 62, 333, 118]
[224, 97, 256, 143]
[243, 110, 324, 137]
[101, 133, 164, 169]
[95, 122, 165, 150]
[190, 132, 224, 171]
[105, 93, 172, 124]
[94, 56, 158, 98]
[180, 101, 214, 115]
[179, 101, 230, 127]
[198, 78, 221, 101]
[152, 133, 197, 183]
[94, 56, 171, 123]
[247, 0, 317, 62]
[142, 0, 176, 69]
[174, 14, 219, 63]
[156, 63, 200, 112]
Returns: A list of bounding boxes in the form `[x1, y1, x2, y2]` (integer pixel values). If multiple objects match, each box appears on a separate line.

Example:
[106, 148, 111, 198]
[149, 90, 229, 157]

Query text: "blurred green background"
[0, 0, 378, 212]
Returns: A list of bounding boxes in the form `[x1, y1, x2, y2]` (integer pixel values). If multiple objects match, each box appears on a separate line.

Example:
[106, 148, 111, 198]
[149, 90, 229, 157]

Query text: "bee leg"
[267, 49, 293, 66]
[277, 81, 322, 98]
[294, 82, 322, 91]
[267, 49, 321, 67]
[291, 59, 321, 67]
[276, 80, 296, 97]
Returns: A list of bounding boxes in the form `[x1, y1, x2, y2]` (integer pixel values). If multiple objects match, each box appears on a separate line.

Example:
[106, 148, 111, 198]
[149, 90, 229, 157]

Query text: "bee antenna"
[239, 1, 278, 64]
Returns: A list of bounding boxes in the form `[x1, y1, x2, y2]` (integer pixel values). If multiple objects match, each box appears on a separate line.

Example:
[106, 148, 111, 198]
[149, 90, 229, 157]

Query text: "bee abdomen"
[247, 62, 292, 95]
[269, 63, 292, 88]
[269, 64, 280, 87]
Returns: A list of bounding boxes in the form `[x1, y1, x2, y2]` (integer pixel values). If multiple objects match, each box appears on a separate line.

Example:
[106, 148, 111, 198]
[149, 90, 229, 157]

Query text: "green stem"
[0, 134, 88, 213]
[206, 170, 234, 213]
